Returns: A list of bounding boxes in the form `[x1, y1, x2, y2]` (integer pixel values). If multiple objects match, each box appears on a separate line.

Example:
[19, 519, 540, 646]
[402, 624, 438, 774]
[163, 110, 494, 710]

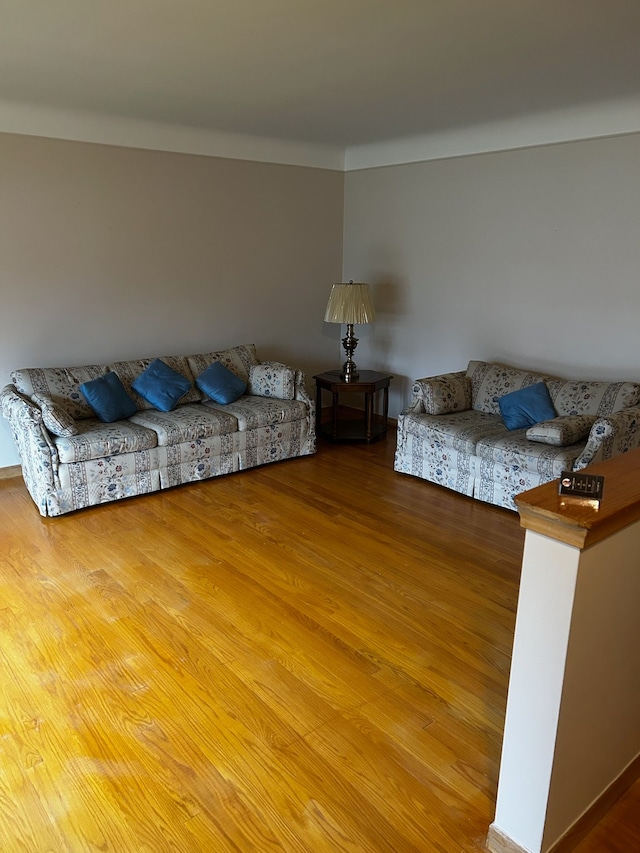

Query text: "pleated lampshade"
[324, 281, 375, 325]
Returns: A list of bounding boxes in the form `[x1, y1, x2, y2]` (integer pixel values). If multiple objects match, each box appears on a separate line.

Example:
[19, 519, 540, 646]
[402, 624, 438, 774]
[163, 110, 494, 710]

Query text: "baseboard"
[486, 824, 530, 853]
[487, 752, 640, 853]
[548, 752, 640, 853]
[0, 464, 22, 480]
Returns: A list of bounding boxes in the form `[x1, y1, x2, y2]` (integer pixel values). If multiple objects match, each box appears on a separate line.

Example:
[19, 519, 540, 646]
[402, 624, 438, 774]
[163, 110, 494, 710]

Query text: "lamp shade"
[324, 282, 375, 325]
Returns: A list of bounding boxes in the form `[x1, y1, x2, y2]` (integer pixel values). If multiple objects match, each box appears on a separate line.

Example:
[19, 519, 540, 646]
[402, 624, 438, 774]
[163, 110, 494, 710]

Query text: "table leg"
[383, 385, 389, 433]
[365, 391, 373, 441]
[331, 392, 339, 439]
[315, 385, 322, 432]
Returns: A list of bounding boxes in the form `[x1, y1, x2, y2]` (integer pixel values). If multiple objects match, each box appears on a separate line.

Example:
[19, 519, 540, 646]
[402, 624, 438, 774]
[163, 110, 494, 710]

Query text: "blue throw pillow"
[80, 371, 138, 423]
[499, 381, 556, 430]
[132, 358, 192, 412]
[196, 361, 247, 404]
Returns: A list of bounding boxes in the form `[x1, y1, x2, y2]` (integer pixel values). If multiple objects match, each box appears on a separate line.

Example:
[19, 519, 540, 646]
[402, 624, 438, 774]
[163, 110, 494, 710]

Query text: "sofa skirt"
[45, 418, 315, 515]
[54, 448, 162, 516]
[394, 430, 475, 498]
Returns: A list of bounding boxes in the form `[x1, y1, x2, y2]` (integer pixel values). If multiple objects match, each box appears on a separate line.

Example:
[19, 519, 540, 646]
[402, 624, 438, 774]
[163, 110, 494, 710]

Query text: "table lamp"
[324, 280, 375, 382]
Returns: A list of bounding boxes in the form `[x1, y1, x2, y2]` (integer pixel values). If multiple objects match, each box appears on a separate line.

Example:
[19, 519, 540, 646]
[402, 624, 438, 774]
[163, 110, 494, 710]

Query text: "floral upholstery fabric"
[475, 468, 550, 511]
[130, 404, 238, 446]
[57, 451, 161, 514]
[413, 371, 472, 415]
[1, 385, 57, 515]
[31, 393, 79, 437]
[108, 355, 202, 411]
[157, 434, 241, 488]
[475, 431, 585, 477]
[202, 396, 309, 431]
[466, 360, 558, 416]
[54, 419, 158, 464]
[526, 414, 596, 447]
[394, 422, 475, 497]
[547, 379, 640, 417]
[403, 409, 507, 455]
[186, 344, 259, 385]
[241, 421, 313, 469]
[395, 361, 640, 511]
[574, 406, 640, 469]
[11, 364, 108, 419]
[248, 362, 296, 400]
[2, 348, 315, 517]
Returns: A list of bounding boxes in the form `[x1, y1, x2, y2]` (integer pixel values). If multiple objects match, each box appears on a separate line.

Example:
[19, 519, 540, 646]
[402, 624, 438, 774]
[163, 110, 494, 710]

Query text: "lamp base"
[340, 365, 359, 382]
[340, 324, 359, 381]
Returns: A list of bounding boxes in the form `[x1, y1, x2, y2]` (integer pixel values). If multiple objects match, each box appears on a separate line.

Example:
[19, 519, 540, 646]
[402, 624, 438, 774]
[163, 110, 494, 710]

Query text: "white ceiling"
[1, 0, 640, 149]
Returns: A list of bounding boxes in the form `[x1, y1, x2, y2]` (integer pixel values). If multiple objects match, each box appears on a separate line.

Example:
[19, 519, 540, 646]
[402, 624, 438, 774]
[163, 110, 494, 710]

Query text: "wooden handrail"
[515, 448, 640, 550]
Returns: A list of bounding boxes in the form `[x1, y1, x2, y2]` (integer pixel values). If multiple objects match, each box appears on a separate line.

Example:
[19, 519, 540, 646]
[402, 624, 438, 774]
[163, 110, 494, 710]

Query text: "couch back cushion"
[186, 344, 259, 386]
[466, 361, 557, 415]
[108, 355, 202, 412]
[417, 371, 472, 415]
[11, 365, 108, 420]
[547, 379, 640, 417]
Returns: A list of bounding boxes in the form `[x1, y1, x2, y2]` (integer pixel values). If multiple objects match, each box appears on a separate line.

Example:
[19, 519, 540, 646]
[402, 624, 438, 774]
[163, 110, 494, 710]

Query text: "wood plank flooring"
[0, 434, 636, 851]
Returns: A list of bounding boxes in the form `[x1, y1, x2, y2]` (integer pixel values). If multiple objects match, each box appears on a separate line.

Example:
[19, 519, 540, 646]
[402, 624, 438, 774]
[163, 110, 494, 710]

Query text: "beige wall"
[0, 132, 344, 466]
[343, 132, 640, 416]
[4, 129, 640, 467]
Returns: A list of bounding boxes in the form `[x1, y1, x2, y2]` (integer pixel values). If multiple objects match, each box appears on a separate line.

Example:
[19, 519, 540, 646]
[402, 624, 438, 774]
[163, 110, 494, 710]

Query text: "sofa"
[394, 359, 640, 510]
[1, 344, 315, 517]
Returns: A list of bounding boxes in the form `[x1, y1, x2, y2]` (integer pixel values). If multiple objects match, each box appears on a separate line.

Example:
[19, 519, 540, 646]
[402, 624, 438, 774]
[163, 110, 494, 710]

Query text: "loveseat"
[1, 344, 315, 517]
[394, 360, 640, 510]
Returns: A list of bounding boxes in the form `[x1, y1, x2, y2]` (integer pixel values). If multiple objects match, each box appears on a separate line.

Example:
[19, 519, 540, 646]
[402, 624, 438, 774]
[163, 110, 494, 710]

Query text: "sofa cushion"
[12, 365, 108, 420]
[403, 409, 508, 455]
[248, 362, 296, 400]
[54, 420, 158, 464]
[526, 414, 596, 447]
[109, 355, 202, 411]
[475, 431, 586, 477]
[32, 393, 79, 437]
[202, 396, 309, 431]
[129, 404, 238, 446]
[415, 371, 471, 415]
[498, 382, 556, 430]
[547, 379, 640, 418]
[80, 371, 138, 423]
[467, 361, 557, 415]
[187, 344, 259, 386]
[196, 362, 247, 404]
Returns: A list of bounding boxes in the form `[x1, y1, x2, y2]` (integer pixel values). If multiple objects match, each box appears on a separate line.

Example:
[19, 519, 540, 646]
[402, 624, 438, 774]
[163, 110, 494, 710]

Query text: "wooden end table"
[313, 370, 393, 443]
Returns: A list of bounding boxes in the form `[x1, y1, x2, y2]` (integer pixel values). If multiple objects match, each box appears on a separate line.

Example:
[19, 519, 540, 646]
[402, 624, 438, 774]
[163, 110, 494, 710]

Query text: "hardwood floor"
[0, 434, 636, 851]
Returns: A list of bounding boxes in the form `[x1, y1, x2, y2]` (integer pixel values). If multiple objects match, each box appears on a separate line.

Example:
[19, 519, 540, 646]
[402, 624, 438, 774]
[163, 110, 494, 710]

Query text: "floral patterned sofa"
[394, 360, 640, 510]
[1, 344, 315, 517]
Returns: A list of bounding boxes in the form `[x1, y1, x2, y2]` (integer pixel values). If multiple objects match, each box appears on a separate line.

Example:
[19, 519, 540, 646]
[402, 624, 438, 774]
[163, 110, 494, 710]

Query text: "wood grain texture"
[0, 436, 636, 851]
[516, 447, 640, 549]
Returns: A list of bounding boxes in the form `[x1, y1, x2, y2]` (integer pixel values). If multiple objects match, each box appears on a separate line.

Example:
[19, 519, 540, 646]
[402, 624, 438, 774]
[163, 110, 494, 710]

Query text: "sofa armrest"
[574, 406, 640, 470]
[293, 368, 313, 407]
[1, 385, 60, 515]
[401, 399, 425, 417]
[411, 370, 472, 415]
[294, 369, 316, 448]
[1, 384, 47, 442]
